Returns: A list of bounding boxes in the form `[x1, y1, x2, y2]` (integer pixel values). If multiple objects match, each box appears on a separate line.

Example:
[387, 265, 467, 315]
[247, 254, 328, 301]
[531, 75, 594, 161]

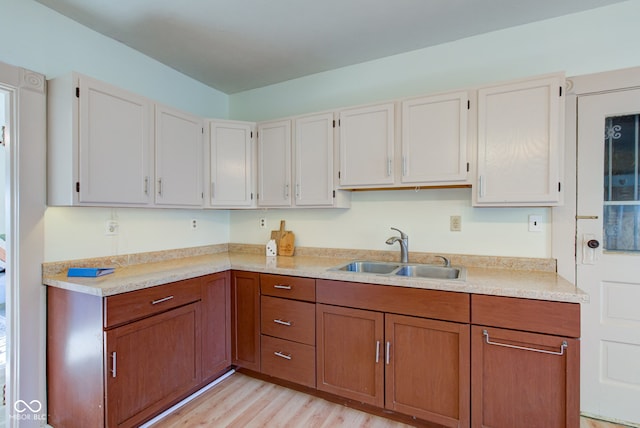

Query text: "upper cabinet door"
[401, 92, 469, 185]
[475, 74, 565, 206]
[258, 120, 292, 207]
[338, 103, 395, 188]
[155, 104, 204, 207]
[208, 120, 255, 208]
[78, 76, 153, 205]
[294, 113, 334, 206]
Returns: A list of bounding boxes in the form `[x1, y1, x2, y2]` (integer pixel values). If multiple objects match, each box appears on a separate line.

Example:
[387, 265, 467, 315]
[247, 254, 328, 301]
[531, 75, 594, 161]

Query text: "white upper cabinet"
[401, 91, 470, 185]
[257, 119, 292, 207]
[207, 120, 255, 208]
[474, 73, 565, 206]
[294, 112, 337, 207]
[338, 103, 395, 188]
[48, 73, 154, 206]
[155, 104, 204, 207]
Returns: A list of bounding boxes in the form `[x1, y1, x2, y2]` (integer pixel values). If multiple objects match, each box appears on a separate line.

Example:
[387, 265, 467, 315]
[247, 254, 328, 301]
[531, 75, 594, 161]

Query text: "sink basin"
[330, 261, 465, 281]
[332, 261, 401, 274]
[394, 265, 462, 279]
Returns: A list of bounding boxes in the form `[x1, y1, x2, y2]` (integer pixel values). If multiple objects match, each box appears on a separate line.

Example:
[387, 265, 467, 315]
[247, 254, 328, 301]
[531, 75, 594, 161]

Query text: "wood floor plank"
[150, 373, 412, 427]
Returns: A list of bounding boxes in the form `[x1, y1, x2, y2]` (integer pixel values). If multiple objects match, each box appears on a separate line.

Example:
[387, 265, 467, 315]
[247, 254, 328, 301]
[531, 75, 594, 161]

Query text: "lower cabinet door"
[201, 272, 232, 380]
[385, 314, 470, 427]
[471, 325, 579, 428]
[231, 270, 261, 371]
[105, 302, 202, 428]
[261, 335, 316, 388]
[316, 304, 384, 407]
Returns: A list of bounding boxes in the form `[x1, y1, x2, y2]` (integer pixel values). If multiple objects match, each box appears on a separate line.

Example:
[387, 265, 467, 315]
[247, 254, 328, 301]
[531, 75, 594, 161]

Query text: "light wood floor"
[150, 372, 634, 428]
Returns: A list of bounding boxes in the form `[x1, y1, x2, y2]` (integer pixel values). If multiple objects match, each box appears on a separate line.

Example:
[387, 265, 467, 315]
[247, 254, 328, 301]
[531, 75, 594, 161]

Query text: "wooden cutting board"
[270, 220, 295, 256]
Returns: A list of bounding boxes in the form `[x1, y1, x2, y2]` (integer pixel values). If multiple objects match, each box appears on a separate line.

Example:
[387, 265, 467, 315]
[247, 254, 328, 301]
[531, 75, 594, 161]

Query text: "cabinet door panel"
[294, 113, 334, 206]
[209, 121, 254, 207]
[231, 271, 261, 371]
[79, 77, 152, 204]
[258, 120, 291, 206]
[385, 314, 470, 427]
[471, 326, 579, 428]
[476, 74, 564, 206]
[339, 103, 395, 187]
[401, 92, 469, 184]
[155, 105, 203, 207]
[316, 304, 384, 407]
[202, 273, 231, 380]
[105, 302, 201, 428]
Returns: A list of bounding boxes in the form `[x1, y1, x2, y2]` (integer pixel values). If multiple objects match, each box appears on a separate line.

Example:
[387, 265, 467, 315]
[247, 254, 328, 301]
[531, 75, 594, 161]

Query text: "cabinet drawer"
[105, 277, 201, 328]
[261, 296, 315, 345]
[261, 335, 316, 388]
[260, 274, 315, 302]
[471, 295, 580, 338]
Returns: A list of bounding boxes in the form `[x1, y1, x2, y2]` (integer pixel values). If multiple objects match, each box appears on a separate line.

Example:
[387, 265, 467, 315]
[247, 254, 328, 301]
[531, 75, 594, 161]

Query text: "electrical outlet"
[105, 220, 118, 236]
[450, 215, 462, 232]
[528, 215, 542, 232]
[259, 218, 266, 229]
[190, 219, 198, 230]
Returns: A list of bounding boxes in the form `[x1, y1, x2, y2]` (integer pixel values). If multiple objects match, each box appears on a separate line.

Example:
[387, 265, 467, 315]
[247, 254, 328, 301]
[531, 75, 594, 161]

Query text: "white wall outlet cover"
[266, 239, 277, 257]
[528, 215, 543, 232]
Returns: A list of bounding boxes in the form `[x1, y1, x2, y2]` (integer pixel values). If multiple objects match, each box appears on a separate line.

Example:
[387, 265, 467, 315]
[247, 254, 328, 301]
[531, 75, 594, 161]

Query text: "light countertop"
[42, 252, 588, 303]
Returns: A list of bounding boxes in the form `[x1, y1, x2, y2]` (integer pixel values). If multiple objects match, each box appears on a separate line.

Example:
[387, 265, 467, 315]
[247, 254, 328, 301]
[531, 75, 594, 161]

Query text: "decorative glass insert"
[604, 114, 640, 251]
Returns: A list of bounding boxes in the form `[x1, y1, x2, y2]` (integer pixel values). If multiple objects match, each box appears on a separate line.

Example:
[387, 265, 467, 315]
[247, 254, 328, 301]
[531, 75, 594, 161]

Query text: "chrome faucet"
[386, 227, 409, 263]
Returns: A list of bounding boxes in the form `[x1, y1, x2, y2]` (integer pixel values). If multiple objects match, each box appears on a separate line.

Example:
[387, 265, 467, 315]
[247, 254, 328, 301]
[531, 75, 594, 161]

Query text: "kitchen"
[2, 0, 640, 427]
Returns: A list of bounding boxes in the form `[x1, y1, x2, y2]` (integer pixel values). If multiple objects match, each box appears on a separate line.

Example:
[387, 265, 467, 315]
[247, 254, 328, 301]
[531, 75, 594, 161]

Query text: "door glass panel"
[604, 114, 640, 251]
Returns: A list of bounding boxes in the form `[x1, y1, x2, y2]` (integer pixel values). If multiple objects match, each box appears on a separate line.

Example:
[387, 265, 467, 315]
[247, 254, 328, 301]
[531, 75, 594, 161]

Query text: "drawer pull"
[482, 330, 568, 356]
[273, 319, 292, 326]
[375, 340, 380, 363]
[273, 284, 292, 290]
[274, 351, 292, 360]
[111, 352, 117, 378]
[151, 295, 174, 305]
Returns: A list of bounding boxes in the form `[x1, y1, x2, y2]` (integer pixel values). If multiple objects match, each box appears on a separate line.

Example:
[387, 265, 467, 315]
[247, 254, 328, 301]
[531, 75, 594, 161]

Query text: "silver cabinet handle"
[482, 330, 568, 356]
[284, 183, 290, 199]
[274, 351, 292, 360]
[157, 178, 163, 196]
[144, 176, 149, 195]
[111, 352, 117, 378]
[151, 295, 174, 305]
[273, 284, 292, 290]
[387, 158, 392, 177]
[386, 341, 391, 365]
[273, 319, 292, 326]
[402, 156, 407, 176]
[478, 175, 486, 198]
[375, 340, 380, 363]
[210, 182, 215, 199]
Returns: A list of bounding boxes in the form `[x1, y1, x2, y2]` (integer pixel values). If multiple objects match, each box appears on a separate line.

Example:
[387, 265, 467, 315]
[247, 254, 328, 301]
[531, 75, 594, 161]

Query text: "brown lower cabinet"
[47, 272, 231, 428]
[230, 270, 261, 371]
[316, 304, 470, 427]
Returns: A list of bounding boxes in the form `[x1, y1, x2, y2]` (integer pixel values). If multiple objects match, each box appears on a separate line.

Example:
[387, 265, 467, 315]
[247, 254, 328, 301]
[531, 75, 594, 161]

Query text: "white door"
[577, 88, 640, 426]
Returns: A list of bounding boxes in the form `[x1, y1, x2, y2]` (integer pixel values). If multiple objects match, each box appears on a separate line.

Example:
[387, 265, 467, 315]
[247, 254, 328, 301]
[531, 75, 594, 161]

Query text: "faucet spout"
[386, 227, 409, 263]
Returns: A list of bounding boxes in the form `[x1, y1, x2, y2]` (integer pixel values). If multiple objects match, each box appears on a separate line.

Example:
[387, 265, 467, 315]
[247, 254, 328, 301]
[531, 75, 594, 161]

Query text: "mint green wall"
[0, 0, 228, 118]
[229, 1, 640, 121]
[0, 0, 232, 262]
[228, 1, 640, 259]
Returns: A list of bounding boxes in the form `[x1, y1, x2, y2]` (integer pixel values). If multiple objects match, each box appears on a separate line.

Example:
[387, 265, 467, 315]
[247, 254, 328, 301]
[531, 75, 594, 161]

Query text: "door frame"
[553, 66, 640, 421]
[0, 60, 47, 427]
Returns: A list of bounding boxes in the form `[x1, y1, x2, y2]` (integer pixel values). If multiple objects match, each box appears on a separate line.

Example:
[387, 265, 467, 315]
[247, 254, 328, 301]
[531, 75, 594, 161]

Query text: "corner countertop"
[42, 252, 588, 303]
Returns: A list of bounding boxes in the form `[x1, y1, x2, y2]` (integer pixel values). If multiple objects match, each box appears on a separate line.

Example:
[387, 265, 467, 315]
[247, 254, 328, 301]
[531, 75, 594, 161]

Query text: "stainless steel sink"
[394, 265, 462, 279]
[333, 261, 401, 274]
[330, 261, 465, 280]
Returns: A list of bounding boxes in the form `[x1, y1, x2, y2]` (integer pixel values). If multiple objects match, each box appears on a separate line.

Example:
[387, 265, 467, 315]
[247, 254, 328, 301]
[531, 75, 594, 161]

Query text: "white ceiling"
[36, 0, 627, 94]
